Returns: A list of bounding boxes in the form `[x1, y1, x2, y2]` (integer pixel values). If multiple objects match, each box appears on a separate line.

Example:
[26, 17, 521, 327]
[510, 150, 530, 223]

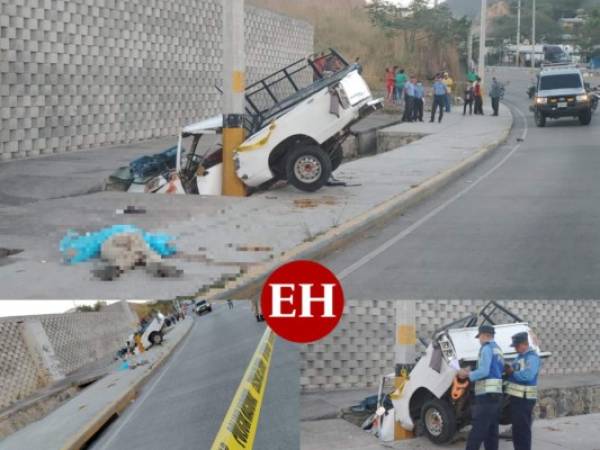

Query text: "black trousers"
[413, 98, 423, 121]
[402, 94, 414, 122]
[491, 97, 500, 116]
[466, 394, 502, 450]
[464, 99, 473, 115]
[431, 95, 445, 122]
[474, 96, 484, 115]
[510, 397, 536, 450]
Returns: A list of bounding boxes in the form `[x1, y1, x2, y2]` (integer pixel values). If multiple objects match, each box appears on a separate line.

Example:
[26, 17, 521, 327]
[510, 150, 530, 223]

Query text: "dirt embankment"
[249, 0, 462, 88]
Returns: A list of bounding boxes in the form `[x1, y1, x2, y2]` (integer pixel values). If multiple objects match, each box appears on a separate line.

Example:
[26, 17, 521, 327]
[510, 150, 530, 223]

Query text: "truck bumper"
[538, 103, 590, 118]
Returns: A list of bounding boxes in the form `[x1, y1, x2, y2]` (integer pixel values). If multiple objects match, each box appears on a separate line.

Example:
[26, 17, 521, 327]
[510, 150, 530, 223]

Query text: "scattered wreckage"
[108, 49, 383, 195]
[366, 302, 551, 444]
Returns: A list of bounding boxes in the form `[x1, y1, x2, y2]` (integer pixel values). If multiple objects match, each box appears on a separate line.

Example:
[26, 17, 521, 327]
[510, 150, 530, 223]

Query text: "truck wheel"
[149, 332, 163, 346]
[535, 111, 546, 127]
[579, 110, 592, 125]
[285, 145, 332, 192]
[420, 398, 457, 445]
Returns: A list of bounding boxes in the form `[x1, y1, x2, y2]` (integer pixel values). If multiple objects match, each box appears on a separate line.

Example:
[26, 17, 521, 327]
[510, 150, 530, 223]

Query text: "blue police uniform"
[506, 347, 540, 450]
[466, 339, 505, 450]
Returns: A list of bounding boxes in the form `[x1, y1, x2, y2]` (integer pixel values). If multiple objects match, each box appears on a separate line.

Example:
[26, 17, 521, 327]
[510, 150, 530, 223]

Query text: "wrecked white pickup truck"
[111, 50, 382, 195]
[381, 302, 551, 445]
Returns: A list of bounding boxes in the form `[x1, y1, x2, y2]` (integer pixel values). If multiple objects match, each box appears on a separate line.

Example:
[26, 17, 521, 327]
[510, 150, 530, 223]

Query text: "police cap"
[475, 324, 495, 338]
[510, 332, 529, 347]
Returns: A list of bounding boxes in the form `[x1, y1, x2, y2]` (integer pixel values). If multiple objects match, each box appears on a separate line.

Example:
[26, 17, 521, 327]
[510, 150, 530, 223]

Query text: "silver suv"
[531, 64, 593, 127]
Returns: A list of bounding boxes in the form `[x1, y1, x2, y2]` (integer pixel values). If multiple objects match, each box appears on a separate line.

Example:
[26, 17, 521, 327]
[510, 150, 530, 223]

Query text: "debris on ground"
[0, 248, 23, 258]
[115, 205, 147, 215]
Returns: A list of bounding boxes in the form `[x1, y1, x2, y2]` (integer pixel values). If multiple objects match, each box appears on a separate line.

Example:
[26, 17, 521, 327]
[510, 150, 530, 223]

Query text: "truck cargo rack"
[243, 49, 353, 134]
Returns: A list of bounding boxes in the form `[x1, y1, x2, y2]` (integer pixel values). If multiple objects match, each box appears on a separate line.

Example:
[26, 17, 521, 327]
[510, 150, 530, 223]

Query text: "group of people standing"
[385, 67, 505, 123]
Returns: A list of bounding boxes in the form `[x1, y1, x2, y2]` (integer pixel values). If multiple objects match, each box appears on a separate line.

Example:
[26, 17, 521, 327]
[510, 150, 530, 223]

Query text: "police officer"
[458, 325, 505, 450]
[504, 332, 541, 450]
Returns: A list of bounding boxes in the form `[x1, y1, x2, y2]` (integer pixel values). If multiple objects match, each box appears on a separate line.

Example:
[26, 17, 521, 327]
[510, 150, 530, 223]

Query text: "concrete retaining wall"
[301, 300, 600, 391]
[0, 0, 313, 161]
[0, 302, 137, 410]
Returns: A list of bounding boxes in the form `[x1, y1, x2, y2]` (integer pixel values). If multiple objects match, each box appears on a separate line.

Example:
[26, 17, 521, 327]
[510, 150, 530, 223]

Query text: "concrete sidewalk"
[0, 318, 193, 450]
[301, 414, 600, 450]
[0, 108, 512, 298]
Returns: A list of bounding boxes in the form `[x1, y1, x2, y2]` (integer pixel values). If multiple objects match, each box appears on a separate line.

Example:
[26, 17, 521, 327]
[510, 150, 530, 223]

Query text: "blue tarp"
[129, 146, 178, 179]
[60, 225, 176, 264]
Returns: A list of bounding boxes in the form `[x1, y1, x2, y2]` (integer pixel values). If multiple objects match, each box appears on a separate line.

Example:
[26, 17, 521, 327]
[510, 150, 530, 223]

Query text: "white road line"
[338, 103, 529, 281]
[95, 321, 196, 450]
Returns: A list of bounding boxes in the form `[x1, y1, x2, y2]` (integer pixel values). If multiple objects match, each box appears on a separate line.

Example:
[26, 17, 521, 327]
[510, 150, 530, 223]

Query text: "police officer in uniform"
[458, 324, 505, 450]
[504, 332, 541, 450]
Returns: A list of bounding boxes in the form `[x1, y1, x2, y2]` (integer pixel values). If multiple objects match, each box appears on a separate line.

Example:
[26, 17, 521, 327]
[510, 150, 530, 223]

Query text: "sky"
[0, 300, 120, 317]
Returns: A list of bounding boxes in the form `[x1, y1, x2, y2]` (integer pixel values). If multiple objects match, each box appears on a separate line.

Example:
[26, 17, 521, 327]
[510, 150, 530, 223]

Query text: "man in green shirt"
[467, 70, 478, 83]
[395, 69, 407, 105]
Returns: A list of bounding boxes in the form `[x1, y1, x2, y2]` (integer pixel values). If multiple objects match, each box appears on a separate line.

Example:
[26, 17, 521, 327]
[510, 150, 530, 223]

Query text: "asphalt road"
[326, 66, 600, 299]
[87, 302, 298, 450]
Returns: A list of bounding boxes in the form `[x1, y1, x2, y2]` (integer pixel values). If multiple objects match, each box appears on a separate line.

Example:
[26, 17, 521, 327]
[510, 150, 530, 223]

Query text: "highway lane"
[325, 66, 600, 299]
[88, 302, 298, 450]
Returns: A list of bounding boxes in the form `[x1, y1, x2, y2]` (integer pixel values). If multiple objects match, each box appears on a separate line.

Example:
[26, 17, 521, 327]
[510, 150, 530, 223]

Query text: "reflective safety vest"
[505, 382, 538, 399]
[474, 378, 503, 395]
[505, 349, 540, 400]
[474, 341, 505, 395]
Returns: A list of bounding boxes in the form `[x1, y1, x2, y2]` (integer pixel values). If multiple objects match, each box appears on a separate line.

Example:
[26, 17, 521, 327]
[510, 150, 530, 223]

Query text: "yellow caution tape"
[236, 123, 276, 153]
[210, 328, 275, 450]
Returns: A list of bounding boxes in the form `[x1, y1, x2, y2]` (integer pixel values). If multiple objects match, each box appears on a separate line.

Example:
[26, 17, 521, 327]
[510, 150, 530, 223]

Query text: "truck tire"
[149, 331, 163, 346]
[420, 398, 457, 445]
[285, 145, 332, 192]
[535, 111, 546, 127]
[579, 110, 592, 125]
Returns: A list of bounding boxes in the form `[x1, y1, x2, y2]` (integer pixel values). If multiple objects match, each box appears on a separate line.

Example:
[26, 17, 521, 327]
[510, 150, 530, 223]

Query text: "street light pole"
[516, 0, 521, 66]
[531, 0, 536, 68]
[222, 0, 247, 197]
[478, 0, 487, 85]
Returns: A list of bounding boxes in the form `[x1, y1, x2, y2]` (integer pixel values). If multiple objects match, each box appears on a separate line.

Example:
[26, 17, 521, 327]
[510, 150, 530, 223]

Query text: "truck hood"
[537, 87, 586, 97]
[182, 115, 223, 135]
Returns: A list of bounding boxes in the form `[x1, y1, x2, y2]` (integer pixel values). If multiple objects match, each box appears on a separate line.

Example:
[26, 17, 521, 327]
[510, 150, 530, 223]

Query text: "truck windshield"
[540, 74, 582, 90]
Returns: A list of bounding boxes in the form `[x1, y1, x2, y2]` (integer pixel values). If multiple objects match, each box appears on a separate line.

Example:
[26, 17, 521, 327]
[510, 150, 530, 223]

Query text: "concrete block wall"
[0, 302, 136, 410]
[0, 0, 314, 161]
[301, 300, 600, 391]
[0, 320, 45, 411]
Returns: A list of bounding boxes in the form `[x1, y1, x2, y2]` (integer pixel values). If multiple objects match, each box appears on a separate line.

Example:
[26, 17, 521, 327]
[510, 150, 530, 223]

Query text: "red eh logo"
[260, 260, 345, 343]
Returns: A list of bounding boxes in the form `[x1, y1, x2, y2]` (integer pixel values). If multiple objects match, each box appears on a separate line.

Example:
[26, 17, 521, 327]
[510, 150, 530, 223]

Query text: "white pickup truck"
[380, 302, 551, 445]
[175, 49, 383, 194]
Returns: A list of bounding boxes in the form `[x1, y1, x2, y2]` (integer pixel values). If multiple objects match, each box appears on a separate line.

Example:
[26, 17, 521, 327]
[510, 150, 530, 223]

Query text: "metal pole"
[394, 300, 416, 440]
[222, 0, 247, 197]
[531, 0, 536, 68]
[516, 0, 521, 66]
[478, 0, 487, 86]
[467, 28, 474, 72]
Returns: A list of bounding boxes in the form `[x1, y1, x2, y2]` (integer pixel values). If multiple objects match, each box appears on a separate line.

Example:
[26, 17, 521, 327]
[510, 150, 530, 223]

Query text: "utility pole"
[467, 28, 474, 72]
[393, 301, 416, 440]
[531, 0, 536, 68]
[516, 0, 521, 66]
[222, 0, 247, 197]
[478, 0, 488, 85]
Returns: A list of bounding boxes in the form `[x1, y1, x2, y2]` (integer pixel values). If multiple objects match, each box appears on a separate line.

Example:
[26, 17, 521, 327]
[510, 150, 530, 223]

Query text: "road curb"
[60, 319, 194, 450]
[204, 110, 515, 300]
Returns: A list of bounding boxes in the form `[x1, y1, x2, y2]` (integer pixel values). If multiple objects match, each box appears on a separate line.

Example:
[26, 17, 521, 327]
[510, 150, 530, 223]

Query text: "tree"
[575, 8, 600, 60]
[75, 301, 106, 312]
